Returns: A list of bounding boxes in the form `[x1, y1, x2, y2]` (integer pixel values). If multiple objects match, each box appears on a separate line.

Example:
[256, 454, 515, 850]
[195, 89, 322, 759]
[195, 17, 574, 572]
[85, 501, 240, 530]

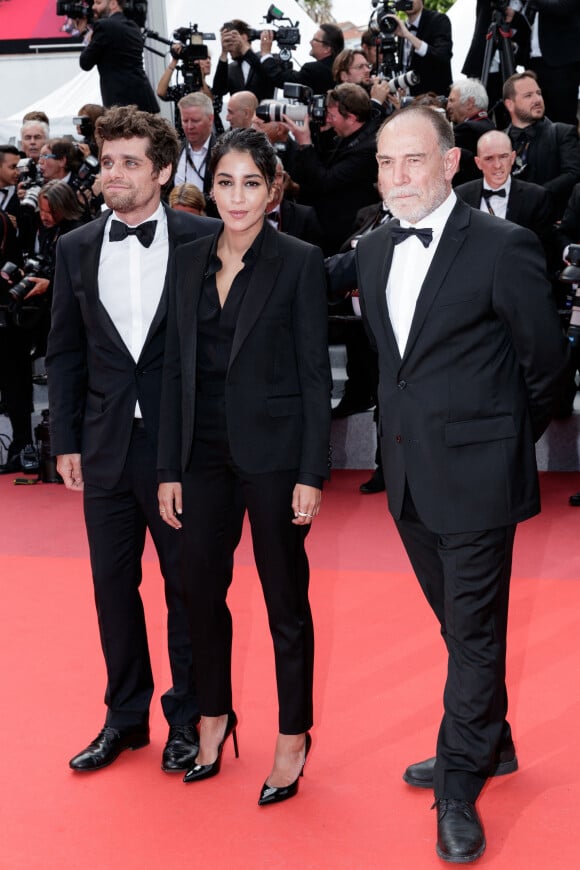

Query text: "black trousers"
[0, 323, 33, 454]
[395, 486, 516, 802]
[83, 424, 198, 730]
[181, 420, 314, 735]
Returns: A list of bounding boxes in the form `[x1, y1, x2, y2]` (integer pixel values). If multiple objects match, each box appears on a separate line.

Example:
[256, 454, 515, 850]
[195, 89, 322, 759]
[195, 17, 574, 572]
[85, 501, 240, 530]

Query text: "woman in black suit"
[158, 128, 331, 804]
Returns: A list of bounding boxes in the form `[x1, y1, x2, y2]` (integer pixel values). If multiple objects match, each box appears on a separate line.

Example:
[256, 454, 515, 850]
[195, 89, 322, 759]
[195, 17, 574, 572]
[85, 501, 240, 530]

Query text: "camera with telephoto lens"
[257, 83, 326, 126]
[16, 158, 43, 211]
[371, 0, 414, 36]
[0, 256, 52, 306]
[559, 244, 580, 347]
[55, 0, 93, 21]
[70, 154, 100, 192]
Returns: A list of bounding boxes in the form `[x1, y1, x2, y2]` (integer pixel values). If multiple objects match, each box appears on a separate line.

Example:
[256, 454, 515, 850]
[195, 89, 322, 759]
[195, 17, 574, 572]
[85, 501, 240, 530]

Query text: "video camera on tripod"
[368, 0, 414, 79]
[55, 0, 148, 28]
[146, 23, 216, 93]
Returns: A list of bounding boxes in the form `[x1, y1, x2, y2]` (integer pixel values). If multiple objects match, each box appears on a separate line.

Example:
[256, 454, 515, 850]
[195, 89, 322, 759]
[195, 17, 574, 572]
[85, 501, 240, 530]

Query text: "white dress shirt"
[174, 135, 211, 188]
[386, 191, 457, 357]
[479, 175, 511, 220]
[98, 202, 169, 416]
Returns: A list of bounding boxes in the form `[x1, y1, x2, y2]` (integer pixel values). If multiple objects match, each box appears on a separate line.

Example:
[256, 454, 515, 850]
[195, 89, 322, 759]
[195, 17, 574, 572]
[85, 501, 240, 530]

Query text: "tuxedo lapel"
[505, 179, 521, 223]
[78, 212, 133, 358]
[179, 239, 212, 386]
[403, 201, 470, 362]
[360, 224, 400, 362]
[229, 223, 283, 369]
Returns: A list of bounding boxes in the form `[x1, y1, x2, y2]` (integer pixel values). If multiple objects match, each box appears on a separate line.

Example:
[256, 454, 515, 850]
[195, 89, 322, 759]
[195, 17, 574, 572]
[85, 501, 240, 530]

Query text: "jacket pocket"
[266, 395, 303, 417]
[444, 414, 516, 447]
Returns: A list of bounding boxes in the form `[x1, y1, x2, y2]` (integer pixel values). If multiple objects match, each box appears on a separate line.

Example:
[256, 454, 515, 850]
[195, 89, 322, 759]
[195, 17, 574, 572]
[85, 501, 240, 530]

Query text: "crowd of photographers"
[2, 0, 580, 488]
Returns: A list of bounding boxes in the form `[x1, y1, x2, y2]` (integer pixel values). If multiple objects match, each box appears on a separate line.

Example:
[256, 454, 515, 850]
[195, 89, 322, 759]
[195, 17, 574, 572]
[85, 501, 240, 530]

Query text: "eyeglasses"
[310, 38, 328, 45]
[351, 63, 371, 70]
[39, 154, 57, 160]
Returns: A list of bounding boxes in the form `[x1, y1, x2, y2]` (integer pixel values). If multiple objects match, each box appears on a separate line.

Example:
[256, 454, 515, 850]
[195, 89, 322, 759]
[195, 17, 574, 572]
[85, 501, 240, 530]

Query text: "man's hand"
[57, 454, 84, 491]
[260, 29, 274, 55]
[158, 482, 183, 530]
[282, 114, 313, 147]
[24, 276, 50, 299]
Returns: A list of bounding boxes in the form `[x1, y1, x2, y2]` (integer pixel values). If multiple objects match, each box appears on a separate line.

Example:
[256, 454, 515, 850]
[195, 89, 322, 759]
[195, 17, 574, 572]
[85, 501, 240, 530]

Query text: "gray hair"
[449, 78, 489, 111]
[178, 92, 214, 115]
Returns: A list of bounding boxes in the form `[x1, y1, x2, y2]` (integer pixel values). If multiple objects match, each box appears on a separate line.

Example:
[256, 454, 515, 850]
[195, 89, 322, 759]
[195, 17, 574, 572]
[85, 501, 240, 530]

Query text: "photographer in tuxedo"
[46, 106, 219, 773]
[355, 106, 568, 862]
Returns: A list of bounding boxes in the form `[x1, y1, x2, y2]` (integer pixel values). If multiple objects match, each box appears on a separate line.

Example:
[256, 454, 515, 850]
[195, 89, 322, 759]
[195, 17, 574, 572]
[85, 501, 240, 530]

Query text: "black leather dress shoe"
[569, 491, 580, 506]
[69, 726, 150, 771]
[403, 750, 518, 789]
[359, 468, 385, 494]
[161, 724, 200, 772]
[435, 799, 485, 863]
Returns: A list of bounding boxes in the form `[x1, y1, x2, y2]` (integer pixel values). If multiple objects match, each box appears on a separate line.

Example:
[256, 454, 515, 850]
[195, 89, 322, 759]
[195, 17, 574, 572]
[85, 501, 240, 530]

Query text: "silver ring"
[297, 511, 314, 518]
[160, 509, 166, 514]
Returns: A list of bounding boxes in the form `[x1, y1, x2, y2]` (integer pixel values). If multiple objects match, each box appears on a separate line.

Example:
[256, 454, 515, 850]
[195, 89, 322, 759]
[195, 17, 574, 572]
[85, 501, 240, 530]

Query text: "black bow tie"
[109, 219, 157, 248]
[482, 188, 506, 200]
[391, 225, 433, 248]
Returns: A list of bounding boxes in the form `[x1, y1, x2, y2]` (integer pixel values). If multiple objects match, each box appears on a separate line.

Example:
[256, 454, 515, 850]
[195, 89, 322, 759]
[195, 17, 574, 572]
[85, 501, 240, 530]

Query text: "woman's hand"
[158, 482, 183, 529]
[292, 484, 321, 526]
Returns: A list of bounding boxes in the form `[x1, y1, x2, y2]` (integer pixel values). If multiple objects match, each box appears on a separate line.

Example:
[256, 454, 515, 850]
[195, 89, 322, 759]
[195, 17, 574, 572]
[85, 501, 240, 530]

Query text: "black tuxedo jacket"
[80, 12, 159, 112]
[525, 0, 580, 68]
[555, 180, 580, 251]
[454, 177, 556, 248]
[158, 222, 331, 481]
[403, 9, 453, 97]
[279, 199, 323, 247]
[356, 199, 568, 534]
[46, 206, 219, 489]
[261, 55, 335, 94]
[212, 50, 275, 101]
[506, 117, 580, 216]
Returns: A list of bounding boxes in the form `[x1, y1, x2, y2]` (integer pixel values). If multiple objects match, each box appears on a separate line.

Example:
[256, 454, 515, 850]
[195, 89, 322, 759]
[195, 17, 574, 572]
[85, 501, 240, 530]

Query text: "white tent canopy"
[0, 0, 317, 142]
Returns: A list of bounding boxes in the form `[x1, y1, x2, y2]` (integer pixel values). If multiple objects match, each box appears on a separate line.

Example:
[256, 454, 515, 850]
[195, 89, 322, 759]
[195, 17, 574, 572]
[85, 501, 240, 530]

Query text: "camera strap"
[185, 144, 208, 184]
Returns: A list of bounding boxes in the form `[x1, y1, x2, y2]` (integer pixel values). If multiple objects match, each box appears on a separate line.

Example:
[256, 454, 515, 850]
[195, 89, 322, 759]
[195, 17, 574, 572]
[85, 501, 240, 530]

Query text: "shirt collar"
[483, 175, 512, 196]
[400, 190, 457, 237]
[207, 222, 267, 275]
[106, 200, 167, 238]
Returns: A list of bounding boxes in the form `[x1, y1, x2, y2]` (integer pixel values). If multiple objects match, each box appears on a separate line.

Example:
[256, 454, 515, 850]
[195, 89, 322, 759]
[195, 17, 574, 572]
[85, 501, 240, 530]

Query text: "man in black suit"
[174, 92, 216, 206]
[356, 106, 568, 863]
[212, 20, 275, 103]
[455, 129, 556, 253]
[259, 23, 344, 95]
[46, 107, 219, 773]
[79, 0, 159, 113]
[503, 70, 580, 218]
[0, 145, 20, 222]
[265, 158, 323, 247]
[284, 83, 380, 255]
[524, 0, 580, 127]
[446, 78, 495, 186]
[386, 0, 453, 97]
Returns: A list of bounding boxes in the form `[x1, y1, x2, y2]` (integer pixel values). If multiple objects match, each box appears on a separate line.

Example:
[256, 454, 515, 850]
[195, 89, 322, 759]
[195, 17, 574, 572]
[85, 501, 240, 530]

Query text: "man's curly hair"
[95, 105, 180, 177]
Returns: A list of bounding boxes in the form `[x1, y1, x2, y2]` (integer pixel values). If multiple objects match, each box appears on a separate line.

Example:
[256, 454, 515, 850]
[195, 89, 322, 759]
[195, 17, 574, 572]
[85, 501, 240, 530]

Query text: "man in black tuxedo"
[455, 129, 556, 253]
[386, 0, 453, 97]
[211, 20, 275, 103]
[503, 70, 580, 218]
[46, 107, 219, 773]
[79, 0, 159, 113]
[356, 106, 568, 863]
[259, 23, 344, 95]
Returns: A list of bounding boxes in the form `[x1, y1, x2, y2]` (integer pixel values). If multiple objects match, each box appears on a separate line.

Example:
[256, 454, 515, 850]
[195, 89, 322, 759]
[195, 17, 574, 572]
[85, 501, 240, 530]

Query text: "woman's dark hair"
[39, 180, 83, 223]
[209, 128, 277, 187]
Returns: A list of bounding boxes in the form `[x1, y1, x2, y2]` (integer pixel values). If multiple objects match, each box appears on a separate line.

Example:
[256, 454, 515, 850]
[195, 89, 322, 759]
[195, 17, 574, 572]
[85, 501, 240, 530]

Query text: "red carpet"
[1, 470, 579, 868]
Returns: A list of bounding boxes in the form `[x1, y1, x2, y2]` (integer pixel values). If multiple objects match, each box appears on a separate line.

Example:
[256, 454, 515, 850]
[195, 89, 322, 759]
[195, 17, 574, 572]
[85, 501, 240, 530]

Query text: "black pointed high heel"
[183, 711, 238, 783]
[257, 732, 312, 806]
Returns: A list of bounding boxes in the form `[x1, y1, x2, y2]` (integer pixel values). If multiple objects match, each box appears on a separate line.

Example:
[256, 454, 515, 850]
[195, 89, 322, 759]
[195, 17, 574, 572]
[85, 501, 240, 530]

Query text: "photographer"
[0, 146, 20, 225]
[446, 78, 495, 185]
[75, 104, 105, 158]
[38, 139, 81, 185]
[385, 0, 453, 97]
[79, 0, 159, 113]
[0, 181, 84, 474]
[174, 92, 216, 202]
[156, 43, 213, 104]
[212, 20, 275, 103]
[284, 83, 380, 255]
[260, 23, 344, 95]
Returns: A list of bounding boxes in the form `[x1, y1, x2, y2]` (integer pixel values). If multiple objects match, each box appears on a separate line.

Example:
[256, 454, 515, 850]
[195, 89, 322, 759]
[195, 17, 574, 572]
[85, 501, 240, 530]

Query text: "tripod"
[481, 7, 515, 91]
